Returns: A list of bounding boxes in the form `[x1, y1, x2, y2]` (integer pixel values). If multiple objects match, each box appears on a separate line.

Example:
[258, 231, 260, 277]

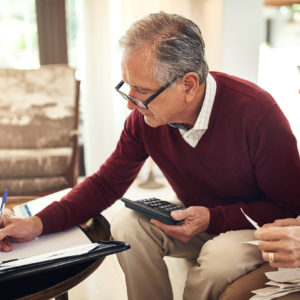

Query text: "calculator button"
[148, 203, 161, 207]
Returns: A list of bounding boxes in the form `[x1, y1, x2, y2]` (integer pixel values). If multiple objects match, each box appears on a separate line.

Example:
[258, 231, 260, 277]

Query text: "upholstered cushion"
[0, 148, 72, 178]
[0, 65, 76, 149]
[0, 177, 68, 196]
[0, 65, 77, 195]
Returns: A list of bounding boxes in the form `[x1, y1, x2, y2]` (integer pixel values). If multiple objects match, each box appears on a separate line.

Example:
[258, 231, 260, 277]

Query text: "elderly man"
[0, 12, 300, 300]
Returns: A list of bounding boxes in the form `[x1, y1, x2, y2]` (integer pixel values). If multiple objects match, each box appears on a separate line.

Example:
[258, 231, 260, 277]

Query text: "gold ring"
[268, 252, 275, 264]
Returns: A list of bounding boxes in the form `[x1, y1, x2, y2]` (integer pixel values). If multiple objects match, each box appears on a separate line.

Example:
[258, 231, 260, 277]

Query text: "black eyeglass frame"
[115, 76, 179, 110]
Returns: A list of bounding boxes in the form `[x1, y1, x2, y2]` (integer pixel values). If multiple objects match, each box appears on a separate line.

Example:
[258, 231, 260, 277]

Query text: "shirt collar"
[169, 73, 217, 133]
[187, 73, 216, 132]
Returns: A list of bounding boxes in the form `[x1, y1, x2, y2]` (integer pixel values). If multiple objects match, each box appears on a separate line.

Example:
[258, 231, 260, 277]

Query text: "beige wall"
[190, 0, 263, 82]
[119, 0, 192, 36]
[119, 0, 225, 70]
[119, 0, 262, 80]
[190, 0, 224, 71]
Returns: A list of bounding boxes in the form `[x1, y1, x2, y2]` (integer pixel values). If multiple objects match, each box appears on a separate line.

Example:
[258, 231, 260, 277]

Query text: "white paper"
[240, 208, 260, 229]
[267, 280, 300, 289]
[243, 240, 259, 246]
[250, 287, 300, 299]
[0, 226, 91, 263]
[250, 265, 300, 299]
[240, 208, 260, 245]
[265, 268, 300, 283]
[0, 242, 98, 269]
[0, 189, 92, 269]
[13, 188, 71, 217]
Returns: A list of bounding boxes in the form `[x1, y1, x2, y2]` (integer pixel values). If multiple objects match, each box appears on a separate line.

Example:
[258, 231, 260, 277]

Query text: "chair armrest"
[79, 214, 111, 242]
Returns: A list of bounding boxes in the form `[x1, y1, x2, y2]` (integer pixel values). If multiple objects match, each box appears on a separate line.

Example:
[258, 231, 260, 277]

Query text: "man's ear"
[183, 72, 199, 102]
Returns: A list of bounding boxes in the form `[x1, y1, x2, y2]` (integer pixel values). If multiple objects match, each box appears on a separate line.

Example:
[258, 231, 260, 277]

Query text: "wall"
[259, 5, 300, 144]
[190, 0, 224, 71]
[221, 0, 263, 83]
[191, 0, 263, 83]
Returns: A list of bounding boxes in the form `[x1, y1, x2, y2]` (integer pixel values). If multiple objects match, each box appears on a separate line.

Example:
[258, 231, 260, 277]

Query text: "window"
[0, 0, 39, 69]
[66, 0, 81, 69]
[259, 4, 300, 139]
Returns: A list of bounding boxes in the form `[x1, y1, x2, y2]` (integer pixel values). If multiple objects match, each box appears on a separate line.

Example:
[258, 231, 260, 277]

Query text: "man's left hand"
[150, 206, 210, 242]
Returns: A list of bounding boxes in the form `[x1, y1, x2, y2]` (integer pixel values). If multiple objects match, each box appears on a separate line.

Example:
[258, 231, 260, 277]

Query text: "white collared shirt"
[178, 73, 217, 148]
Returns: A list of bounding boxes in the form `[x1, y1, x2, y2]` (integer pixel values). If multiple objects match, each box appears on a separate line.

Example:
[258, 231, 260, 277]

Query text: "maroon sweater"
[37, 72, 300, 235]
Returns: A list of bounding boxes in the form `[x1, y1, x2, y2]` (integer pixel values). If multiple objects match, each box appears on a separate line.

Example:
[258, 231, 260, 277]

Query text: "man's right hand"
[0, 214, 43, 252]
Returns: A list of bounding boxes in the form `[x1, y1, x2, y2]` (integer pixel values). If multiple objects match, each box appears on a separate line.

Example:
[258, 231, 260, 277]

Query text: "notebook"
[0, 190, 130, 281]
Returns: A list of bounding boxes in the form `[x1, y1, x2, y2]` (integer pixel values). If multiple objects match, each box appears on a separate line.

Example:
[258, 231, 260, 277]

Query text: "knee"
[199, 230, 262, 279]
[199, 238, 238, 277]
[111, 208, 139, 241]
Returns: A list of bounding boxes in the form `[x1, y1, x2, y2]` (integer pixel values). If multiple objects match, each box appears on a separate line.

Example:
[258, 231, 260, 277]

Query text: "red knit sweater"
[37, 72, 300, 235]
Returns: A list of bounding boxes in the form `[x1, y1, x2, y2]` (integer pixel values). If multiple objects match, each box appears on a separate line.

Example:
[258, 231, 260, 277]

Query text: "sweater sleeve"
[37, 110, 148, 234]
[207, 104, 300, 234]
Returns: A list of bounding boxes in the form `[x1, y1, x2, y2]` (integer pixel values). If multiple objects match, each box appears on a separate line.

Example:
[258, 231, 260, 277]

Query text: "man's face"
[121, 46, 186, 128]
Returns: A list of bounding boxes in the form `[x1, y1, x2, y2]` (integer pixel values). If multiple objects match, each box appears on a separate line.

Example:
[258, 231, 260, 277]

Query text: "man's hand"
[259, 218, 300, 228]
[150, 206, 210, 243]
[0, 213, 43, 252]
[255, 218, 300, 268]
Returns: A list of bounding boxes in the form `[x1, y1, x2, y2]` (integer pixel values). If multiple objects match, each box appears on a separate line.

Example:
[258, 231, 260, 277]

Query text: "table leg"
[55, 292, 69, 300]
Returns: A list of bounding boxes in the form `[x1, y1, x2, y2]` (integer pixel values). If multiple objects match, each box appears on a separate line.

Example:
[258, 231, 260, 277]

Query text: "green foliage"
[0, 0, 38, 68]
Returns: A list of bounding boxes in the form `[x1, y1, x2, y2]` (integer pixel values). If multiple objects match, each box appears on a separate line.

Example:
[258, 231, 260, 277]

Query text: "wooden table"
[1, 197, 111, 300]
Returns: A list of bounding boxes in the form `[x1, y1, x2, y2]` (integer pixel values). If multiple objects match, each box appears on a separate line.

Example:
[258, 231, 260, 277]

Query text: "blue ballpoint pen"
[0, 189, 8, 219]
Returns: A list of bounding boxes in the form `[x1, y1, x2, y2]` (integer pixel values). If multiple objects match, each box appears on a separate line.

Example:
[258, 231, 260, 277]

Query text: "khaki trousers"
[111, 208, 264, 300]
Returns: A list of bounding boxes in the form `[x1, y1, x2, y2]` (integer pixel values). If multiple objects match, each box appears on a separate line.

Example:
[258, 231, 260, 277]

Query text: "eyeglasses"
[115, 77, 179, 110]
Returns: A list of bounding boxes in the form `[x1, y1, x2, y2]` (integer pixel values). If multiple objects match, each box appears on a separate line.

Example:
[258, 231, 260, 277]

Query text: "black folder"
[0, 240, 130, 282]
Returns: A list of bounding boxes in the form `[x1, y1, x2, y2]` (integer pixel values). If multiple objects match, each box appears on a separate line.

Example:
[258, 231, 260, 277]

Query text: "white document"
[250, 287, 300, 300]
[241, 208, 260, 229]
[244, 240, 259, 246]
[0, 189, 93, 269]
[13, 188, 71, 217]
[0, 226, 91, 264]
[0, 243, 98, 270]
[240, 208, 260, 245]
[265, 268, 300, 283]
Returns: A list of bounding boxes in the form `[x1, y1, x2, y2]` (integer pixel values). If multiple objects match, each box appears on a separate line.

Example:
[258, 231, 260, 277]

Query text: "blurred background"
[0, 0, 299, 179]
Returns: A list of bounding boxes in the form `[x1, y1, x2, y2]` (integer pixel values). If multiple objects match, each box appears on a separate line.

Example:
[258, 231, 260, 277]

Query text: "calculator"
[121, 197, 185, 225]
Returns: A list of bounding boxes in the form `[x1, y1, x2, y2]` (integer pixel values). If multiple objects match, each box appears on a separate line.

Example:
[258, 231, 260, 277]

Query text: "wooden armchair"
[0, 65, 80, 196]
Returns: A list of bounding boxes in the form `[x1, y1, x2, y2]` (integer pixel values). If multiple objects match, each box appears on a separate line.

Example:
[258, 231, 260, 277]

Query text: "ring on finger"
[268, 252, 275, 264]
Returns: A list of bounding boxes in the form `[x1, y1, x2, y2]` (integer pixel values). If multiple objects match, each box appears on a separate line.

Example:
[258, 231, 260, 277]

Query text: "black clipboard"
[0, 240, 130, 282]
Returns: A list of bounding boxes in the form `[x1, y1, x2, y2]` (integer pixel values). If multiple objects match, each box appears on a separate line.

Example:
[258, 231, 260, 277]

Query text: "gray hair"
[119, 12, 209, 85]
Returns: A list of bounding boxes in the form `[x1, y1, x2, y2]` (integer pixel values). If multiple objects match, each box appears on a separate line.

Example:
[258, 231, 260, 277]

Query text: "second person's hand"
[255, 218, 300, 268]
